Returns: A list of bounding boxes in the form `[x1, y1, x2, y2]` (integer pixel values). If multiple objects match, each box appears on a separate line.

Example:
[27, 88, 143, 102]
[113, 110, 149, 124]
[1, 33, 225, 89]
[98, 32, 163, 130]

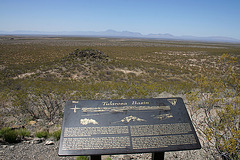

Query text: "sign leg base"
[152, 152, 164, 160]
[89, 155, 101, 160]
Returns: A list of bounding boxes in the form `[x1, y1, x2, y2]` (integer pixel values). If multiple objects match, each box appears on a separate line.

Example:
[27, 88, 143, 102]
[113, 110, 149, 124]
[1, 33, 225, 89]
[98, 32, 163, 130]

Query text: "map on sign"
[58, 98, 201, 156]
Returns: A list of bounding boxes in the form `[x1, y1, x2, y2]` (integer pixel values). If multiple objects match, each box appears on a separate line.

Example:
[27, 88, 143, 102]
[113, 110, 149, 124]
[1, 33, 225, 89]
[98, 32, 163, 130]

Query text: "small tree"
[13, 87, 67, 123]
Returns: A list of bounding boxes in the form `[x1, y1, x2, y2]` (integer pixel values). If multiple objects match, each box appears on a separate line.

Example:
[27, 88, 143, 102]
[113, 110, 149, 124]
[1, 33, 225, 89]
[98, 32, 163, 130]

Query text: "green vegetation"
[51, 129, 61, 141]
[187, 54, 240, 159]
[0, 36, 239, 158]
[76, 156, 89, 160]
[0, 126, 61, 143]
[17, 128, 31, 139]
[0, 127, 30, 143]
[35, 131, 49, 138]
[0, 127, 19, 143]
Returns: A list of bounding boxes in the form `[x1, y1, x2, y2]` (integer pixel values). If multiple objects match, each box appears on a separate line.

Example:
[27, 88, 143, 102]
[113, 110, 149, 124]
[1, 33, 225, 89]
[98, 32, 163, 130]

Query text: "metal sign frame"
[59, 98, 201, 156]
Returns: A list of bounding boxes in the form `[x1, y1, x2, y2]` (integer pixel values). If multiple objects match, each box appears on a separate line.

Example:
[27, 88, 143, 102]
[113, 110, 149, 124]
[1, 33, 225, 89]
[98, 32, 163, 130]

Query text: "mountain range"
[0, 29, 239, 43]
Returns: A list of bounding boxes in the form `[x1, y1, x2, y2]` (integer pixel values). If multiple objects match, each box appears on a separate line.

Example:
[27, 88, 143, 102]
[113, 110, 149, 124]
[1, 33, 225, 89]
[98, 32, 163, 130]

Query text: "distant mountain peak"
[101, 29, 142, 37]
[105, 29, 117, 33]
[0, 29, 239, 43]
[148, 33, 174, 38]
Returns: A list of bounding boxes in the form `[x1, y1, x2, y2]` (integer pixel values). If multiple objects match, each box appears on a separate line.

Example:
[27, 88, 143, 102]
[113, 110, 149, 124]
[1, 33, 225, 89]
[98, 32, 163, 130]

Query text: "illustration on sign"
[80, 118, 99, 125]
[167, 99, 177, 106]
[72, 102, 173, 124]
[112, 115, 146, 124]
[70, 105, 81, 113]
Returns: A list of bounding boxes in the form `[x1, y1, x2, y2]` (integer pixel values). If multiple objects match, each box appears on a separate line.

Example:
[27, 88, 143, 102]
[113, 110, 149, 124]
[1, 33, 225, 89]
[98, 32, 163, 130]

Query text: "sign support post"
[152, 152, 165, 160]
[89, 155, 101, 160]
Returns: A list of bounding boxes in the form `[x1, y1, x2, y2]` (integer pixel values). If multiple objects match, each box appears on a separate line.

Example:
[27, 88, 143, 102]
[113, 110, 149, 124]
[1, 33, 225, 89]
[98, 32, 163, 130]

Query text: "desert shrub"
[12, 81, 68, 123]
[187, 54, 240, 160]
[76, 156, 89, 160]
[0, 127, 19, 143]
[51, 129, 61, 141]
[0, 127, 11, 138]
[35, 131, 49, 138]
[0, 127, 31, 143]
[17, 128, 31, 139]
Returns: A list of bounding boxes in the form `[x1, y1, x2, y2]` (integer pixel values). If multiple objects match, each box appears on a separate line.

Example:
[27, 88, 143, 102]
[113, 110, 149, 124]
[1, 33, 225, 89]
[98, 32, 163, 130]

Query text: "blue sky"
[0, 0, 240, 39]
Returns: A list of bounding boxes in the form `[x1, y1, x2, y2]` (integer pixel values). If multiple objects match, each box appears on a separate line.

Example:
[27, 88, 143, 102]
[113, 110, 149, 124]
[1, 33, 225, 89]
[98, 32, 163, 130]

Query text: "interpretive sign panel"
[58, 98, 201, 156]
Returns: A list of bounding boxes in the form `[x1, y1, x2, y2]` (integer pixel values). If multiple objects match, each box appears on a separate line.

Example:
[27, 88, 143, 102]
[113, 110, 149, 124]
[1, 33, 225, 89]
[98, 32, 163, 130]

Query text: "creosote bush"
[13, 84, 67, 123]
[187, 54, 240, 160]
